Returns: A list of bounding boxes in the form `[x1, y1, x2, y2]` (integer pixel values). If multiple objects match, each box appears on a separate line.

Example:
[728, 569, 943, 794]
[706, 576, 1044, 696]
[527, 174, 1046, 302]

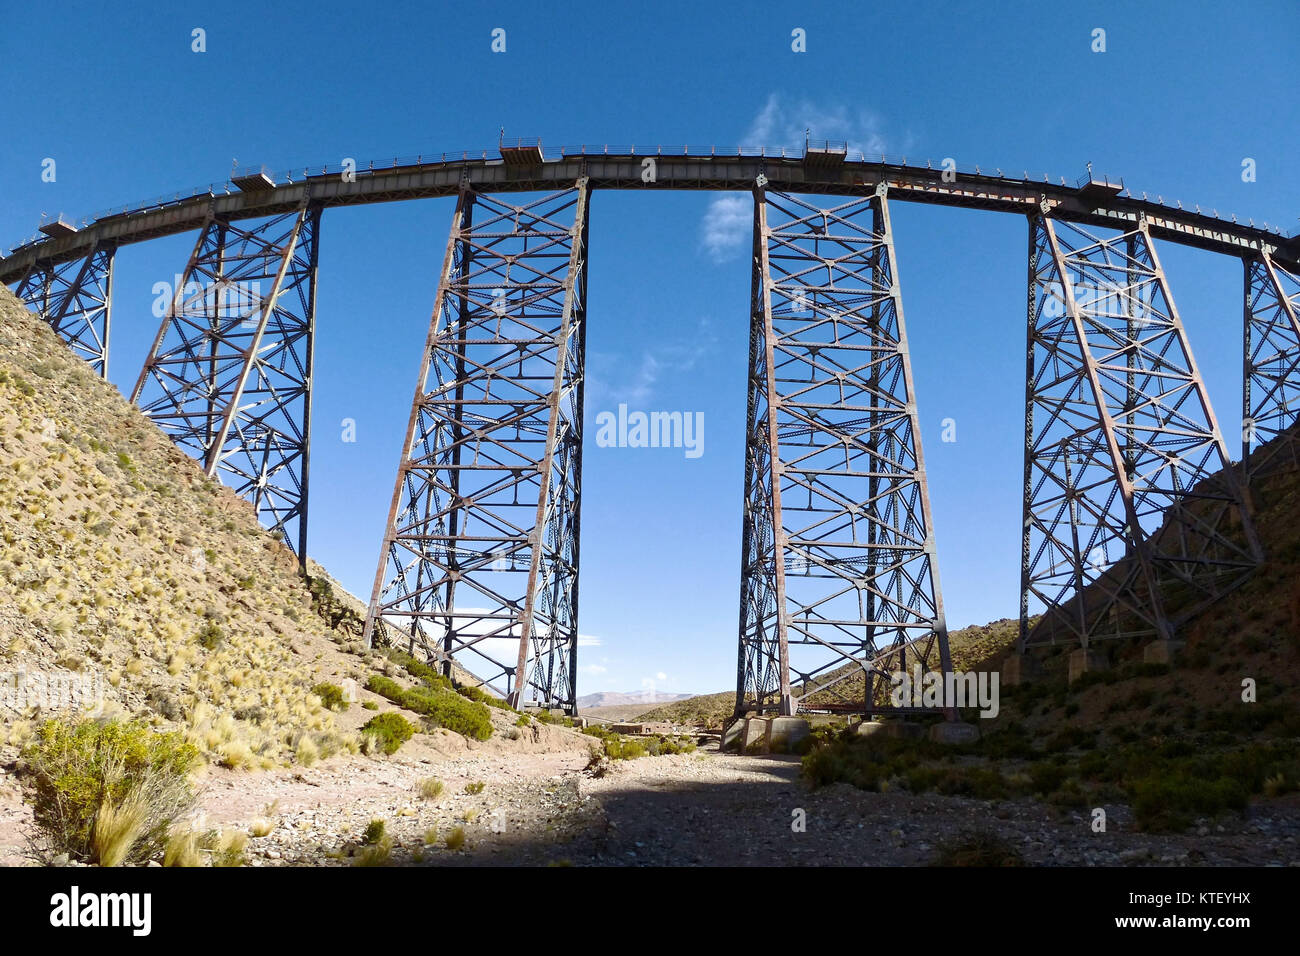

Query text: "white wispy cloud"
[701, 195, 751, 261]
[701, 93, 892, 262]
[586, 315, 719, 409]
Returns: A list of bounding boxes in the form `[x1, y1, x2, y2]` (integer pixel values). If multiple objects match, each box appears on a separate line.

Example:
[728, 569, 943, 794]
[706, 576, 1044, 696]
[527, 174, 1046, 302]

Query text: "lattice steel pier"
[361, 181, 589, 713]
[131, 204, 320, 559]
[736, 185, 952, 717]
[1019, 215, 1261, 650]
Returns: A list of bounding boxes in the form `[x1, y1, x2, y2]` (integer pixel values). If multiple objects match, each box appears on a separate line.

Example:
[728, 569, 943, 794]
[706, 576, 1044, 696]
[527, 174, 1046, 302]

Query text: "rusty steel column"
[362, 182, 589, 714]
[132, 203, 319, 561]
[1021, 214, 1261, 650]
[12, 241, 115, 377]
[1243, 251, 1300, 490]
[736, 184, 951, 717]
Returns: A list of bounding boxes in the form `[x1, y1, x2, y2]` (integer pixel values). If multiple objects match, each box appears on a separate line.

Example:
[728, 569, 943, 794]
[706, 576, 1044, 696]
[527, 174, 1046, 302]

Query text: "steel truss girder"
[130, 204, 320, 559]
[1019, 216, 1262, 649]
[736, 187, 952, 718]
[12, 242, 115, 377]
[362, 182, 589, 714]
[1242, 252, 1300, 487]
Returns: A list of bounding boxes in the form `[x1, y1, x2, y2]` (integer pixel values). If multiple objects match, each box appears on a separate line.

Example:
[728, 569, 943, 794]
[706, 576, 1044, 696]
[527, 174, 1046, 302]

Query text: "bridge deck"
[3, 148, 1296, 283]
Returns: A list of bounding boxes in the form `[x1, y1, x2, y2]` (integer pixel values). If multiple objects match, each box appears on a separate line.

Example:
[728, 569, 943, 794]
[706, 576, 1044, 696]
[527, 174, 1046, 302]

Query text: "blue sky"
[2, 0, 1296, 695]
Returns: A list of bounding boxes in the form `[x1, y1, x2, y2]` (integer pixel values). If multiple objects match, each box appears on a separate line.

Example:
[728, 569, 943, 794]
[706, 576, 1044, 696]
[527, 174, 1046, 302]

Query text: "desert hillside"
[0, 284, 565, 771]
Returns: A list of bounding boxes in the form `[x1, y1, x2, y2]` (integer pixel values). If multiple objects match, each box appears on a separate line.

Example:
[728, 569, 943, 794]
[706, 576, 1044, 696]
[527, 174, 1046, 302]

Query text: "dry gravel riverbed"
[3, 739, 1299, 867]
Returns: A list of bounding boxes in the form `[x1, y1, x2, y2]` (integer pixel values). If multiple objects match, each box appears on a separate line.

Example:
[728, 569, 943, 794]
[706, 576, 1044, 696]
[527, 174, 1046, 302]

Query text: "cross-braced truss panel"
[1020, 217, 1260, 648]
[13, 244, 114, 377]
[1243, 254, 1300, 486]
[131, 207, 318, 558]
[363, 184, 588, 712]
[737, 188, 951, 716]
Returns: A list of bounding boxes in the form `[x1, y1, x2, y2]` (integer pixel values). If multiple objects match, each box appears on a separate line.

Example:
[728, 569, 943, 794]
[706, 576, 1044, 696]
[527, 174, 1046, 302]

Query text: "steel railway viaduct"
[3, 141, 1299, 718]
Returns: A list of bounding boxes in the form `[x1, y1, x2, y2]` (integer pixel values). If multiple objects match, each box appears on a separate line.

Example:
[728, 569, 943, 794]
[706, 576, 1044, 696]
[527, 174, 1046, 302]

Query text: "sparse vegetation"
[365, 674, 493, 740]
[360, 712, 415, 755]
[933, 830, 1026, 867]
[311, 682, 349, 712]
[19, 717, 201, 865]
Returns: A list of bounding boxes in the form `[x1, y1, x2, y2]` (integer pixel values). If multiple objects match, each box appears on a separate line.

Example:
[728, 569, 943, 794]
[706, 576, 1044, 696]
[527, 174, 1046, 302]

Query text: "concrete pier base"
[741, 717, 769, 752]
[1142, 639, 1185, 665]
[1068, 648, 1108, 683]
[1001, 653, 1043, 686]
[767, 717, 812, 753]
[854, 719, 924, 740]
[929, 721, 980, 745]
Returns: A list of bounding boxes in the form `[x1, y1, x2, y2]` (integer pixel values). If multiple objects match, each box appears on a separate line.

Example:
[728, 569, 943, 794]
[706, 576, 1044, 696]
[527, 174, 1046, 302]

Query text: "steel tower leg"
[362, 182, 590, 714]
[1020, 215, 1261, 650]
[1242, 252, 1300, 489]
[131, 204, 319, 560]
[736, 185, 951, 718]
[12, 243, 115, 377]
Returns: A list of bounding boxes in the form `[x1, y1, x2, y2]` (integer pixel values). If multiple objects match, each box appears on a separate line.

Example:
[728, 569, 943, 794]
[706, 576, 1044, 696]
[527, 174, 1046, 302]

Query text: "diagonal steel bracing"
[1019, 215, 1261, 650]
[12, 242, 115, 377]
[130, 204, 320, 559]
[736, 186, 952, 717]
[1243, 252, 1300, 488]
[362, 182, 589, 713]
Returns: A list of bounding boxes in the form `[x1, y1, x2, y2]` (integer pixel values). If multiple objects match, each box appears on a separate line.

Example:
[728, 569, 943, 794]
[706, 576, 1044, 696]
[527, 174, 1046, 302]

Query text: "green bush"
[311, 682, 348, 712]
[453, 680, 513, 710]
[933, 830, 1025, 867]
[363, 818, 386, 845]
[361, 713, 415, 755]
[1132, 773, 1247, 832]
[197, 620, 224, 651]
[383, 647, 514, 711]
[19, 718, 200, 865]
[1027, 761, 1068, 795]
[802, 734, 945, 791]
[602, 736, 646, 760]
[365, 675, 493, 741]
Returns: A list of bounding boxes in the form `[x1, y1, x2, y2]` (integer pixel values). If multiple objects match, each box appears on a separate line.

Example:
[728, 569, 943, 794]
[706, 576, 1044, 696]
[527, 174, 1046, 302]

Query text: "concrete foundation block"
[722, 718, 745, 751]
[929, 721, 980, 745]
[1068, 648, 1108, 683]
[767, 717, 811, 752]
[742, 717, 770, 752]
[855, 719, 923, 740]
[1142, 639, 1185, 665]
[1001, 654, 1042, 686]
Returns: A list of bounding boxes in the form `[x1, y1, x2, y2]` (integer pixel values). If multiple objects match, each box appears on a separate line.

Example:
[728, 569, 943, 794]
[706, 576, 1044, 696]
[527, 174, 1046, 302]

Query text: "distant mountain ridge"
[576, 690, 693, 709]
